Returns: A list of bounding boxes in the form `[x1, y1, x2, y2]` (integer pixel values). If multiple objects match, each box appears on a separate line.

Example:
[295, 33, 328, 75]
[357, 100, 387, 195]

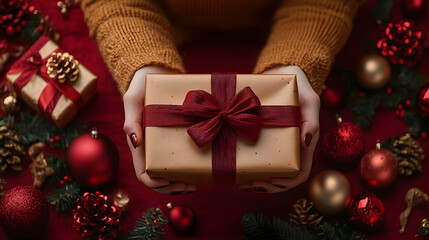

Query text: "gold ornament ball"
[357, 54, 391, 89]
[2, 95, 19, 114]
[309, 170, 351, 215]
[110, 189, 130, 212]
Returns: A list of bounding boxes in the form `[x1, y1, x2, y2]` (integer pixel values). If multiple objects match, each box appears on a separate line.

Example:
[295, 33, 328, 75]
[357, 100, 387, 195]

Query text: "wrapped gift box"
[144, 73, 301, 184]
[6, 36, 97, 128]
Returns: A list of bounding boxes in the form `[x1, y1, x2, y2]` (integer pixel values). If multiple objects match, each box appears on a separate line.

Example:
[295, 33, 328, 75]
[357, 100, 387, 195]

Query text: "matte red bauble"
[349, 193, 385, 231]
[323, 116, 365, 162]
[417, 83, 429, 117]
[66, 128, 119, 188]
[360, 142, 398, 188]
[168, 204, 196, 234]
[0, 186, 50, 238]
[322, 85, 343, 108]
[401, 0, 426, 19]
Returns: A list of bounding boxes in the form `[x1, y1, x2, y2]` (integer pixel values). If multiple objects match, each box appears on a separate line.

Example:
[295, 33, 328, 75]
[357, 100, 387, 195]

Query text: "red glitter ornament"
[349, 193, 385, 231]
[168, 204, 197, 234]
[401, 0, 427, 19]
[72, 192, 121, 240]
[359, 141, 398, 188]
[0, 186, 50, 238]
[66, 128, 119, 188]
[377, 20, 423, 67]
[0, 0, 35, 35]
[417, 83, 429, 117]
[323, 116, 365, 162]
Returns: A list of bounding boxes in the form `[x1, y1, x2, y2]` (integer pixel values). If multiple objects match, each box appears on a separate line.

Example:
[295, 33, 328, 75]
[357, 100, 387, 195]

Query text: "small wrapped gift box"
[6, 36, 97, 128]
[144, 73, 301, 184]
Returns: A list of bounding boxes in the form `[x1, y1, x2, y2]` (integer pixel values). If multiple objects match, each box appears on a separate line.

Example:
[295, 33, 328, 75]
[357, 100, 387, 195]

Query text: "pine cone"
[0, 125, 24, 172]
[72, 192, 121, 240]
[46, 52, 80, 83]
[0, 0, 35, 35]
[289, 198, 323, 227]
[393, 133, 425, 176]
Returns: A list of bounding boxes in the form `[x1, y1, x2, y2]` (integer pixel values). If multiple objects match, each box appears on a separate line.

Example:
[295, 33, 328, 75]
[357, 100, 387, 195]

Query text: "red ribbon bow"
[183, 87, 263, 148]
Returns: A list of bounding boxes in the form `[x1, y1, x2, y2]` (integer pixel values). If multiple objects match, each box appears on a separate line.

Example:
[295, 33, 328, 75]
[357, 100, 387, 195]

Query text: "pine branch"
[46, 181, 81, 212]
[315, 222, 366, 240]
[372, 0, 393, 23]
[128, 208, 168, 240]
[45, 154, 68, 184]
[242, 213, 316, 240]
[8, 112, 84, 149]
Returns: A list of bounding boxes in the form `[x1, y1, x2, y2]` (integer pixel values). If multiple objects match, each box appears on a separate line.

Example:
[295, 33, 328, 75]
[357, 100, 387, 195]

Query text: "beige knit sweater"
[81, 0, 361, 95]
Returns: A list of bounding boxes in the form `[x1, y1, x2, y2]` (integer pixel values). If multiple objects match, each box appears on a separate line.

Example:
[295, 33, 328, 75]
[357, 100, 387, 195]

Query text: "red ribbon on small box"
[7, 36, 83, 121]
[143, 73, 301, 185]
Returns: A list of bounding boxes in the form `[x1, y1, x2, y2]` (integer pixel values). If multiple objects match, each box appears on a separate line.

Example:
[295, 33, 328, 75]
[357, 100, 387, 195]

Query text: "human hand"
[239, 65, 320, 193]
[123, 66, 196, 195]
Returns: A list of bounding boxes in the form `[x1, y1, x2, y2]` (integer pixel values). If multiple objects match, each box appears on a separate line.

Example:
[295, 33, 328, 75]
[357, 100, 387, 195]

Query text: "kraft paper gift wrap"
[6, 36, 97, 128]
[144, 74, 300, 184]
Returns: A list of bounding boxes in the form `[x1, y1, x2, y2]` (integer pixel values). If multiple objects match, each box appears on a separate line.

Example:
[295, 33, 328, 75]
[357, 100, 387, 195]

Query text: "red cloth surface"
[1, 0, 429, 239]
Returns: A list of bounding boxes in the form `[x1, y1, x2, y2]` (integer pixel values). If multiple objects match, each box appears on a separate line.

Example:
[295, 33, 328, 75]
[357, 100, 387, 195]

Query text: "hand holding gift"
[123, 66, 196, 195]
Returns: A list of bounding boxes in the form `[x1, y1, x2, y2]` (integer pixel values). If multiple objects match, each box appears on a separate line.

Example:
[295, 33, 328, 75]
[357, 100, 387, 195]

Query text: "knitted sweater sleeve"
[81, 0, 184, 95]
[254, 0, 361, 95]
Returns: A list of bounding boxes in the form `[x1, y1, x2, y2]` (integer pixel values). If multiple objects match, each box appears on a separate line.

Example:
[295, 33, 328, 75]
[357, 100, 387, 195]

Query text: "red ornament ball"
[349, 193, 385, 231]
[168, 204, 197, 234]
[377, 20, 423, 67]
[359, 143, 398, 188]
[417, 83, 429, 117]
[401, 0, 426, 19]
[72, 192, 121, 240]
[0, 186, 50, 238]
[322, 85, 343, 108]
[323, 117, 365, 162]
[66, 128, 119, 188]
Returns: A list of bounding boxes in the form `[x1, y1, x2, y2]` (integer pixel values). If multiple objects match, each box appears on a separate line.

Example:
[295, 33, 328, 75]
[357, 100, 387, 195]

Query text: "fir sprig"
[242, 213, 366, 240]
[47, 181, 81, 212]
[45, 155, 82, 212]
[128, 208, 168, 240]
[0, 112, 85, 149]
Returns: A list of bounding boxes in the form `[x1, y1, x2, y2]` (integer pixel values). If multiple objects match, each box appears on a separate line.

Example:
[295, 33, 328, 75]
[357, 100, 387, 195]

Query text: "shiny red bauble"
[359, 143, 398, 188]
[66, 128, 119, 188]
[401, 0, 426, 19]
[349, 193, 385, 231]
[323, 117, 365, 162]
[0, 186, 50, 238]
[168, 204, 196, 234]
[418, 83, 429, 117]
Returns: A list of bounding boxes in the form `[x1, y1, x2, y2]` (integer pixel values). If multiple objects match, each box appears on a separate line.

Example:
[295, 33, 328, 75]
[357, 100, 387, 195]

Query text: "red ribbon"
[7, 36, 83, 121]
[143, 73, 301, 184]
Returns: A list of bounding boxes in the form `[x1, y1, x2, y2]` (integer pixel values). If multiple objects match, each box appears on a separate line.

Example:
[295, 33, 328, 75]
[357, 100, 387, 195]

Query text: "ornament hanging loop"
[91, 128, 98, 139]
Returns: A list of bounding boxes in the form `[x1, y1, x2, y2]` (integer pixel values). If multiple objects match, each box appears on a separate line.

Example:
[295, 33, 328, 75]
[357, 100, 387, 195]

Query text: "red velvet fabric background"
[1, 0, 429, 239]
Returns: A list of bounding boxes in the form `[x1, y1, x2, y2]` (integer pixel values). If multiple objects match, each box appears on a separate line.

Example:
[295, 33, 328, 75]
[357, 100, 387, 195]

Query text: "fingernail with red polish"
[253, 187, 267, 192]
[304, 133, 312, 148]
[130, 134, 137, 149]
[273, 184, 287, 189]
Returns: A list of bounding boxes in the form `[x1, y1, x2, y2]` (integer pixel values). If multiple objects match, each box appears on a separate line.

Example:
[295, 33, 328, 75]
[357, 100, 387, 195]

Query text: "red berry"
[421, 132, 427, 139]
[152, 212, 157, 216]
[395, 109, 400, 117]
[63, 176, 69, 181]
[398, 104, 403, 110]
[49, 138, 55, 144]
[405, 100, 411, 106]
[55, 135, 61, 141]
[358, 92, 365, 98]
[387, 88, 392, 94]
[153, 220, 157, 224]
[400, 109, 405, 118]
[60, 180, 65, 185]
